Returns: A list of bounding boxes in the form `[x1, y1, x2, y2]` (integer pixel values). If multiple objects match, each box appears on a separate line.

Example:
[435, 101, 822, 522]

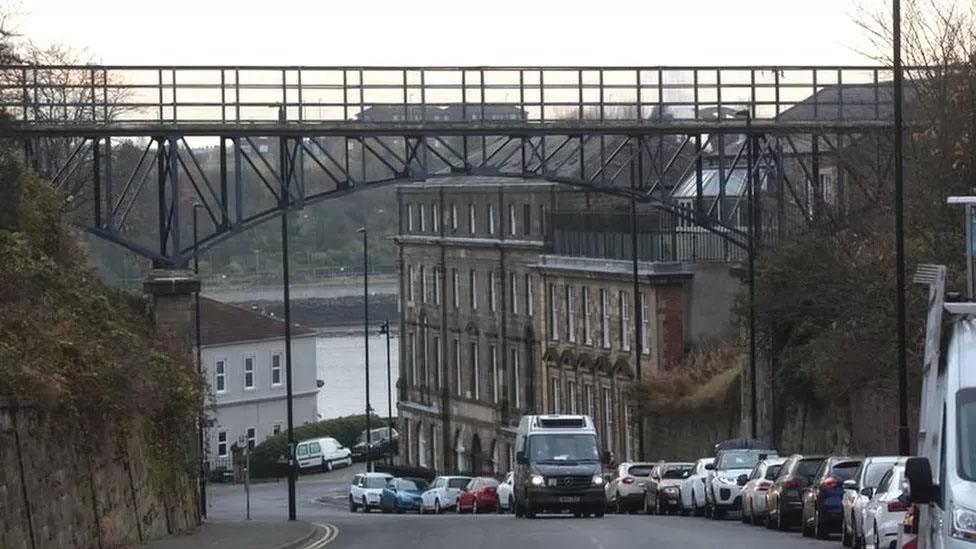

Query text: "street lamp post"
[893, 0, 910, 457]
[192, 203, 207, 519]
[358, 227, 373, 473]
[737, 109, 759, 440]
[379, 319, 393, 467]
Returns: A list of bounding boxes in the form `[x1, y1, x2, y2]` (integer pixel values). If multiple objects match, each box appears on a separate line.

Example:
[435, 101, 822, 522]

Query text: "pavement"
[137, 519, 334, 549]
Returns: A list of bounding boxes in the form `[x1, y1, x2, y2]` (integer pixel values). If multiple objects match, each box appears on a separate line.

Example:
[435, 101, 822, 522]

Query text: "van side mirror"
[905, 457, 937, 504]
[704, 463, 715, 471]
[601, 451, 612, 465]
[737, 474, 749, 486]
[516, 451, 527, 465]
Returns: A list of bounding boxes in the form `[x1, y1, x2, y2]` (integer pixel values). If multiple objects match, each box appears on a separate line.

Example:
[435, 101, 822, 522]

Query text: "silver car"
[740, 457, 786, 525]
[420, 475, 473, 514]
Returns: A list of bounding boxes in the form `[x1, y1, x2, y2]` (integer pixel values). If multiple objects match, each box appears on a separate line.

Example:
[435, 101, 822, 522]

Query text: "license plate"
[558, 497, 580, 503]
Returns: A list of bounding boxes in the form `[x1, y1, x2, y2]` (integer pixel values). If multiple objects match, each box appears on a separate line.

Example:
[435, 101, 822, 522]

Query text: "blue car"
[800, 456, 862, 538]
[380, 477, 429, 514]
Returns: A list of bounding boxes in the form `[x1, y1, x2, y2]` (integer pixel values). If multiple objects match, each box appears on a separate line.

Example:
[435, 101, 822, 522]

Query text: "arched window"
[417, 422, 427, 468]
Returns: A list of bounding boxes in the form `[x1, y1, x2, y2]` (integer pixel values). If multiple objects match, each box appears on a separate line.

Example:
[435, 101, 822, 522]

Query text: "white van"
[906, 254, 976, 548]
[295, 437, 352, 472]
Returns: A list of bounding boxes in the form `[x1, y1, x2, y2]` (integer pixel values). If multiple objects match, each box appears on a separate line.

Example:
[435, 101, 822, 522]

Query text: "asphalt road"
[208, 465, 843, 548]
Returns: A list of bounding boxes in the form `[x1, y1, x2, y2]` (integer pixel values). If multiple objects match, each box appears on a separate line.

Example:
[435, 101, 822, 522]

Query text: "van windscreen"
[528, 434, 599, 464]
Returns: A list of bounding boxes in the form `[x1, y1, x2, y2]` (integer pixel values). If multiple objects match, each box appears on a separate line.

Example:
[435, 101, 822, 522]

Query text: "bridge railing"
[0, 65, 903, 127]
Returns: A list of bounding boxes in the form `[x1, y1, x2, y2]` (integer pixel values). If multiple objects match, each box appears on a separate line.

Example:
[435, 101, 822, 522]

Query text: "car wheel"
[713, 505, 725, 520]
[525, 502, 537, 519]
[842, 516, 853, 547]
[509, 496, 515, 514]
[776, 504, 789, 531]
[874, 522, 880, 549]
[656, 496, 664, 516]
[434, 499, 441, 515]
[349, 495, 356, 513]
[514, 501, 524, 518]
[594, 506, 605, 518]
[766, 508, 777, 530]
[815, 507, 829, 540]
[802, 515, 813, 537]
[473, 501, 479, 515]
[742, 503, 750, 524]
[457, 501, 463, 514]
[362, 496, 370, 513]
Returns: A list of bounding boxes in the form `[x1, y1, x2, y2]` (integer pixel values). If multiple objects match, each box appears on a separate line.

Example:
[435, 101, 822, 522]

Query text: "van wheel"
[514, 501, 524, 518]
[362, 496, 370, 513]
[349, 495, 356, 513]
[325, 459, 334, 472]
[434, 499, 441, 514]
[525, 503, 537, 518]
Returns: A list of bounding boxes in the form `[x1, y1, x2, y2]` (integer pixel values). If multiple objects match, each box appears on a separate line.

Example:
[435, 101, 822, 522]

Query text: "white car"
[349, 472, 393, 512]
[295, 437, 352, 472]
[863, 460, 910, 549]
[841, 456, 899, 547]
[706, 451, 772, 519]
[419, 475, 472, 514]
[496, 472, 515, 512]
[741, 457, 786, 525]
[681, 458, 714, 516]
[606, 462, 656, 513]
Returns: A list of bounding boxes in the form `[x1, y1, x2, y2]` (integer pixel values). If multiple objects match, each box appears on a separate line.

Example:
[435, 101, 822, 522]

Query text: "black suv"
[351, 427, 399, 461]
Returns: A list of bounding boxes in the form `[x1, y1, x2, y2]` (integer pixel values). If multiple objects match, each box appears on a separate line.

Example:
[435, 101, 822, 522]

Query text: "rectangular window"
[583, 287, 593, 345]
[450, 203, 458, 231]
[469, 342, 480, 400]
[641, 292, 650, 355]
[549, 378, 561, 413]
[271, 352, 282, 386]
[508, 204, 517, 236]
[620, 291, 631, 351]
[453, 339, 462, 397]
[244, 356, 255, 389]
[410, 332, 418, 385]
[510, 272, 518, 314]
[602, 388, 613, 452]
[432, 336, 440, 389]
[585, 384, 595, 418]
[601, 289, 611, 349]
[431, 203, 439, 233]
[246, 426, 256, 450]
[421, 331, 429, 386]
[217, 431, 228, 457]
[490, 344, 499, 404]
[566, 286, 576, 342]
[215, 358, 226, 392]
[468, 203, 476, 234]
[419, 203, 427, 232]
[523, 204, 532, 235]
[272, 424, 281, 436]
[419, 266, 427, 304]
[568, 380, 578, 414]
[511, 347, 521, 409]
[526, 274, 534, 317]
[488, 272, 497, 312]
[433, 268, 441, 305]
[549, 284, 560, 341]
[469, 270, 478, 310]
[487, 203, 496, 234]
[407, 265, 415, 302]
[539, 204, 546, 236]
[407, 204, 414, 231]
[452, 269, 460, 309]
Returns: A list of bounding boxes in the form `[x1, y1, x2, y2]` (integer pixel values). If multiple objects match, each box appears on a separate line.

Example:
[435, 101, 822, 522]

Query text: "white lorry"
[905, 197, 976, 549]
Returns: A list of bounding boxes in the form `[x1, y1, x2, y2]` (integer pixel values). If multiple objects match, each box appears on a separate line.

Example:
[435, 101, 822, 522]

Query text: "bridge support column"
[142, 269, 200, 354]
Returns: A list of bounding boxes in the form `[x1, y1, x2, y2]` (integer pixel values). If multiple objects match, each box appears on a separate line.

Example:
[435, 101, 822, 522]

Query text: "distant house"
[195, 298, 319, 469]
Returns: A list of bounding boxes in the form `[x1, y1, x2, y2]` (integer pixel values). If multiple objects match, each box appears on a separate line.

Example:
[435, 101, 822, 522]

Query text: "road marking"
[304, 523, 339, 548]
[589, 536, 606, 549]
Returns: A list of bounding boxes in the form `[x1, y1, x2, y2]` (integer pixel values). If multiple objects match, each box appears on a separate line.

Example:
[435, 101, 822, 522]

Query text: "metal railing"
[0, 65, 903, 127]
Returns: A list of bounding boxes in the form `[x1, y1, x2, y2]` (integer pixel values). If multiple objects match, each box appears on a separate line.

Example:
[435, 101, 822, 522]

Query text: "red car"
[456, 477, 500, 514]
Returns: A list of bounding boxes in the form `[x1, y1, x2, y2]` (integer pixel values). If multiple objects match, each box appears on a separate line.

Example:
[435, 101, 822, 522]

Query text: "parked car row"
[349, 472, 506, 515]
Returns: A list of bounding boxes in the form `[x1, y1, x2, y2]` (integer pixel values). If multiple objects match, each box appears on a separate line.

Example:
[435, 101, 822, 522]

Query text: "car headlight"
[664, 486, 679, 494]
[717, 477, 737, 485]
[592, 475, 604, 486]
[952, 504, 976, 541]
[530, 474, 544, 486]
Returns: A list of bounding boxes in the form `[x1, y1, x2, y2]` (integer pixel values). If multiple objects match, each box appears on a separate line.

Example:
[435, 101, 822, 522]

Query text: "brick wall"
[0, 404, 198, 549]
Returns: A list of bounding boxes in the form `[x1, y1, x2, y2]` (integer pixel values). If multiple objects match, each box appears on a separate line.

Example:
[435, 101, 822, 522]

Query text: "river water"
[316, 332, 400, 420]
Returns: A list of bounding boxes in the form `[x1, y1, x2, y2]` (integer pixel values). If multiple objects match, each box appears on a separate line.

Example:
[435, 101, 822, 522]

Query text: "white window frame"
[244, 355, 255, 390]
[511, 347, 521, 409]
[272, 424, 282, 436]
[407, 203, 414, 231]
[246, 426, 256, 450]
[452, 269, 460, 309]
[641, 292, 650, 355]
[490, 344, 499, 404]
[410, 332, 418, 385]
[469, 270, 478, 310]
[419, 203, 427, 232]
[508, 203, 517, 235]
[568, 380, 578, 414]
[450, 203, 458, 231]
[433, 267, 441, 305]
[468, 203, 477, 234]
[566, 286, 576, 342]
[454, 339, 462, 397]
[271, 352, 282, 386]
[488, 203, 496, 234]
[432, 336, 440, 389]
[550, 377, 561, 413]
[510, 272, 518, 314]
[585, 384, 596, 418]
[526, 274, 534, 317]
[620, 291, 631, 351]
[488, 271, 497, 312]
[217, 431, 228, 457]
[583, 287, 593, 345]
[602, 388, 614, 452]
[470, 341, 480, 400]
[431, 203, 439, 233]
[549, 283, 560, 341]
[215, 357, 227, 393]
[407, 265, 415, 302]
[419, 265, 427, 304]
[601, 289, 611, 349]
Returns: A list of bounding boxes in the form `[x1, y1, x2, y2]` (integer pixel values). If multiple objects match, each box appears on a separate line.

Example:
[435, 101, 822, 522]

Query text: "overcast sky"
[17, 0, 889, 66]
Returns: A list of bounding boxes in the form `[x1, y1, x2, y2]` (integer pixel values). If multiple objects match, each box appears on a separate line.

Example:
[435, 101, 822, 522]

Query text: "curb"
[304, 523, 340, 548]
